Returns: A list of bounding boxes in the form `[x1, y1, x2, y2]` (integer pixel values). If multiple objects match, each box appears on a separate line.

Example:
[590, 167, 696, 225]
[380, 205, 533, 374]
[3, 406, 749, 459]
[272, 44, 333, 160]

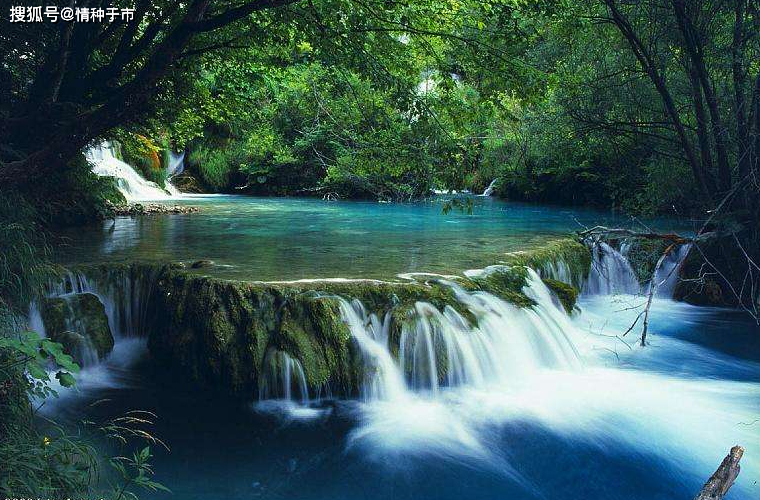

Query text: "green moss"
[40, 293, 114, 362]
[72, 238, 591, 399]
[623, 238, 670, 282]
[541, 278, 579, 314]
[464, 265, 535, 308]
[503, 238, 591, 288]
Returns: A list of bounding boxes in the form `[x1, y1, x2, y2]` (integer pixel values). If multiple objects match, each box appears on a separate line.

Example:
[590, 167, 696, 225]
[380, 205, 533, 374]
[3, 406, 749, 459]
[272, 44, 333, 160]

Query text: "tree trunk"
[732, 0, 750, 183]
[671, 0, 733, 193]
[688, 62, 718, 195]
[602, 0, 714, 203]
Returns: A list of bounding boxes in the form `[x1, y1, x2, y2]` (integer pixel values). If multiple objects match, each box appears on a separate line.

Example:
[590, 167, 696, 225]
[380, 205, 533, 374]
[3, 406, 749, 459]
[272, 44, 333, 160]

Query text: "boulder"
[41, 292, 114, 364]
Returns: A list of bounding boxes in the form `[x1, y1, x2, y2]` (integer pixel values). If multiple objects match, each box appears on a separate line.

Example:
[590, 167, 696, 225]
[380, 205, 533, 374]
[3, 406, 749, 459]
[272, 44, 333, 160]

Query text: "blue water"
[54, 195, 693, 280]
[43, 196, 758, 500]
[49, 300, 759, 500]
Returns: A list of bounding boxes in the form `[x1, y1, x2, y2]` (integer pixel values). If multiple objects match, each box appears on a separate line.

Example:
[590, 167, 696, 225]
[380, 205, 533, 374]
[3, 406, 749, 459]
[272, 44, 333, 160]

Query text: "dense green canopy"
[0, 0, 758, 215]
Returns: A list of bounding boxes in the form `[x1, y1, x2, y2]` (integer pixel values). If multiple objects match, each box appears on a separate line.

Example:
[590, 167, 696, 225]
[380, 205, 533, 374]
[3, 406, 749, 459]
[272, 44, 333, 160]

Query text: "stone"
[41, 292, 114, 363]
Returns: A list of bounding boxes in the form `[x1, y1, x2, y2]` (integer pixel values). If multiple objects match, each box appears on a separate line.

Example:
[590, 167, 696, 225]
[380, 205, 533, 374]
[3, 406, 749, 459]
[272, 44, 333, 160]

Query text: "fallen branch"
[578, 225, 692, 244]
[694, 445, 743, 500]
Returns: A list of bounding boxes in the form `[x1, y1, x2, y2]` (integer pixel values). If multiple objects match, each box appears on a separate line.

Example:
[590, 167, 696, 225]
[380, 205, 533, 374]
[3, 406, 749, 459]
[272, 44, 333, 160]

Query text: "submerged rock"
[41, 292, 114, 364]
[190, 260, 215, 269]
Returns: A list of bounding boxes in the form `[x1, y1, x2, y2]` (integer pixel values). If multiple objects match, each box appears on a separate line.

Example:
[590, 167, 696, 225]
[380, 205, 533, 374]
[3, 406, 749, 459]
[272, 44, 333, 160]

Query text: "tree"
[0, 0, 299, 188]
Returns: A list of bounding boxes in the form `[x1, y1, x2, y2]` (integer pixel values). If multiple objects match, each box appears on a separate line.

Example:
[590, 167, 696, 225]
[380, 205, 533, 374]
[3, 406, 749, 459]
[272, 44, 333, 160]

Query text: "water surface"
[54, 195, 692, 280]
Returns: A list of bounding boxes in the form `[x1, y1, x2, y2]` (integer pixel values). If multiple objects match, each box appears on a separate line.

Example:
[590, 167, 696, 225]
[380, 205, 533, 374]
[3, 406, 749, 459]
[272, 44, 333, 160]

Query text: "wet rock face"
[41, 292, 114, 364]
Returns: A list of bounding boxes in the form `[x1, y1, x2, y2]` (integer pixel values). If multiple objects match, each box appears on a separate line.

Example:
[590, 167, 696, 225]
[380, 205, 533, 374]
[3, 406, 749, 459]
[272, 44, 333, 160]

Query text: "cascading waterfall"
[337, 269, 582, 403]
[481, 178, 498, 197]
[167, 150, 185, 177]
[86, 141, 182, 201]
[584, 242, 640, 295]
[37, 268, 157, 340]
[258, 349, 310, 403]
[584, 240, 692, 299]
[164, 150, 186, 196]
[651, 243, 692, 297]
[338, 299, 408, 401]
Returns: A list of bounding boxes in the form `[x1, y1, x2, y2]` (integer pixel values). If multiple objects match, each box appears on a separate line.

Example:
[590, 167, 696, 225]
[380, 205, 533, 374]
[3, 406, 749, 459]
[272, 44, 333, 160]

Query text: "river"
[41, 195, 758, 500]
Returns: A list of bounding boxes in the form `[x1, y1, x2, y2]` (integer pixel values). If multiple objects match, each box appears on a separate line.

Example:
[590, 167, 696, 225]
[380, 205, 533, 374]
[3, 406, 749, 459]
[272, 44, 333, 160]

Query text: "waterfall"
[584, 240, 691, 299]
[164, 150, 186, 196]
[43, 268, 156, 339]
[584, 242, 640, 295]
[259, 349, 310, 403]
[651, 243, 691, 298]
[337, 270, 582, 402]
[167, 150, 185, 177]
[481, 178, 498, 197]
[338, 299, 409, 401]
[86, 141, 177, 201]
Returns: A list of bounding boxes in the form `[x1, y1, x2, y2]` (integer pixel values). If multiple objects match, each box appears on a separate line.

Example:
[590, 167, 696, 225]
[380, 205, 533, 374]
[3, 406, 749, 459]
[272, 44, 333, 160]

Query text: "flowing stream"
[34, 198, 759, 500]
[86, 141, 184, 201]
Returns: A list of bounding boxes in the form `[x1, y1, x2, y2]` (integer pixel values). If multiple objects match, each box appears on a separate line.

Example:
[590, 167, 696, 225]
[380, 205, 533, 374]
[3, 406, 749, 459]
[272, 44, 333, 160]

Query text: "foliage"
[113, 132, 168, 188]
[0, 420, 99, 497]
[0, 194, 54, 313]
[0, 330, 79, 399]
[0, 193, 163, 499]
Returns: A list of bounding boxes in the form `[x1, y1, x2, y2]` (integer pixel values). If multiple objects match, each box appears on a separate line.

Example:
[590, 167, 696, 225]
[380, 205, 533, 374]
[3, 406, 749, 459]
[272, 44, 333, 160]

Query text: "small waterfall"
[164, 150, 186, 196]
[481, 178, 498, 197]
[338, 299, 408, 401]
[167, 150, 185, 177]
[337, 270, 582, 402]
[44, 268, 156, 339]
[259, 349, 310, 403]
[584, 242, 640, 295]
[27, 300, 46, 337]
[651, 244, 691, 298]
[86, 141, 174, 201]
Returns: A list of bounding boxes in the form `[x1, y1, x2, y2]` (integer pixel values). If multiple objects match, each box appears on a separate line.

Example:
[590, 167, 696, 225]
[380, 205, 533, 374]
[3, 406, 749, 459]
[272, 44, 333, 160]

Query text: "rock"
[72, 238, 593, 398]
[170, 172, 207, 193]
[541, 278, 579, 314]
[111, 203, 201, 216]
[503, 239, 591, 289]
[41, 292, 114, 364]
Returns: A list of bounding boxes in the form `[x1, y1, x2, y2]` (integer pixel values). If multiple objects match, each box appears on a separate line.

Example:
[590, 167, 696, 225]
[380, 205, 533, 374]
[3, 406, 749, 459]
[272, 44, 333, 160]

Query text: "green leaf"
[55, 371, 77, 388]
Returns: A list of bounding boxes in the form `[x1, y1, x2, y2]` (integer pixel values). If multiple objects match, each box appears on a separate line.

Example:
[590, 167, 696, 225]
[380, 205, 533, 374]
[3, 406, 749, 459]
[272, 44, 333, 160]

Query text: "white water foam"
[86, 141, 183, 201]
[481, 178, 498, 197]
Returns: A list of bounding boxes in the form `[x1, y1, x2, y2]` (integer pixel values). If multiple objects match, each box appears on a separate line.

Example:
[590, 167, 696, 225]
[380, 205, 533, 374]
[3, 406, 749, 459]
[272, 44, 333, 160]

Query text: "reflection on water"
[53, 195, 694, 280]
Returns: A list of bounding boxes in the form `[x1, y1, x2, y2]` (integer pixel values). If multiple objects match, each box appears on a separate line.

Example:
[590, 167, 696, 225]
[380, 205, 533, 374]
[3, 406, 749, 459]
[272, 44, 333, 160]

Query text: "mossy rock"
[622, 238, 670, 282]
[72, 238, 592, 399]
[503, 239, 591, 288]
[541, 278, 579, 314]
[41, 292, 114, 362]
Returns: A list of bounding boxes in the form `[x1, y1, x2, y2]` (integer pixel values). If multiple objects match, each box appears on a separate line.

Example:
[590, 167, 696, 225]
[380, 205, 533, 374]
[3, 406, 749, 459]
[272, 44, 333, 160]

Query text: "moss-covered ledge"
[501, 239, 591, 289]
[145, 262, 541, 398]
[66, 237, 591, 399]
